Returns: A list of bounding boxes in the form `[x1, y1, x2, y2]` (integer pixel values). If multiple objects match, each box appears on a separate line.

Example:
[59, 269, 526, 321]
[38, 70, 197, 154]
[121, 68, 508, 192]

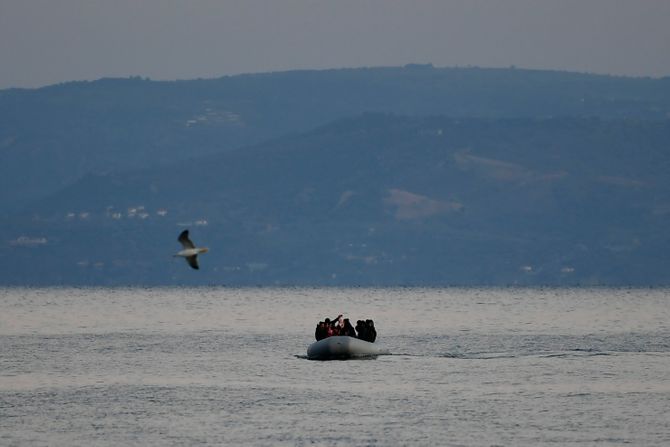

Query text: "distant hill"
[4, 113, 670, 286]
[2, 66, 670, 212]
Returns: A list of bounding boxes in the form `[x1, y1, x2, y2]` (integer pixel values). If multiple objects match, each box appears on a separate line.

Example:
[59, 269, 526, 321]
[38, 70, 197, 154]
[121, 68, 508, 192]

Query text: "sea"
[1, 287, 669, 446]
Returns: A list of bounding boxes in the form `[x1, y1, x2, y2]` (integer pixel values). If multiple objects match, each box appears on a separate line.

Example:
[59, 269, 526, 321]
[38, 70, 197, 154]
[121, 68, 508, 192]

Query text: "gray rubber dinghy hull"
[307, 336, 389, 360]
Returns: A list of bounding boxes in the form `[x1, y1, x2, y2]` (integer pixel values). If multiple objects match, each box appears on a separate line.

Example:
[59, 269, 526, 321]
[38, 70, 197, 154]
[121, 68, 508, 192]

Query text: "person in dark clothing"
[355, 320, 367, 340]
[341, 318, 357, 337]
[366, 319, 377, 343]
[315, 321, 328, 341]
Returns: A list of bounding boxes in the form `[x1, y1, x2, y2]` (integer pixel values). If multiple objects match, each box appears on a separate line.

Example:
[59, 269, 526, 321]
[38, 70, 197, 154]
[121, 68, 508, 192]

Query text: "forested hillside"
[2, 66, 670, 285]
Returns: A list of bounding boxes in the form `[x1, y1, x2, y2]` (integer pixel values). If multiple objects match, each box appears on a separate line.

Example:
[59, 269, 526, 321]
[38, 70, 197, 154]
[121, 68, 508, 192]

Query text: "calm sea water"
[1, 287, 669, 446]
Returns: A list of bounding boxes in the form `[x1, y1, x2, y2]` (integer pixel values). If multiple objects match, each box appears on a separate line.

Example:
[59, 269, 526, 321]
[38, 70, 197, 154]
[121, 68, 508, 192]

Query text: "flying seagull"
[175, 230, 209, 269]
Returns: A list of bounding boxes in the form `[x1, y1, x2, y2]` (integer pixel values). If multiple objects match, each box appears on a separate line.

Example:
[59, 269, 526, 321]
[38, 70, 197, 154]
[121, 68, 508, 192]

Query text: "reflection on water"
[1, 287, 669, 446]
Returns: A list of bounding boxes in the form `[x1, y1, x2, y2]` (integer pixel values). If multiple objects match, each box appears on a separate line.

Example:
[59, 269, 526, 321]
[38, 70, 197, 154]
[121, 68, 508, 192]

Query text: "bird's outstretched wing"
[178, 230, 195, 249]
[185, 255, 199, 270]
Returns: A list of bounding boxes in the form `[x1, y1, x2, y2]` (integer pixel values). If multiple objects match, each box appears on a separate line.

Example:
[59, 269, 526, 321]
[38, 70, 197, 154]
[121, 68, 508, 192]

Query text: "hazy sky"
[2, 0, 669, 89]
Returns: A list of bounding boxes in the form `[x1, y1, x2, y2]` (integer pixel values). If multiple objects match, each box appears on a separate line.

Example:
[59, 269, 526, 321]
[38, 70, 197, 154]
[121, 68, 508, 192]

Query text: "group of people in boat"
[314, 314, 377, 343]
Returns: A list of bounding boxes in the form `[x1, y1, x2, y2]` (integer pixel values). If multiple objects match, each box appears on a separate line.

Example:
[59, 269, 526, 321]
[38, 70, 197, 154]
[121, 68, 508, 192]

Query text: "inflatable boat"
[307, 336, 389, 360]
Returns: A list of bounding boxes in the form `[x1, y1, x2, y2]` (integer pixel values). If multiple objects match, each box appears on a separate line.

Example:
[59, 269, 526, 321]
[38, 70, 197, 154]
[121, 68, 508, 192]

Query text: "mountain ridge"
[3, 65, 670, 211]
